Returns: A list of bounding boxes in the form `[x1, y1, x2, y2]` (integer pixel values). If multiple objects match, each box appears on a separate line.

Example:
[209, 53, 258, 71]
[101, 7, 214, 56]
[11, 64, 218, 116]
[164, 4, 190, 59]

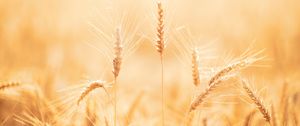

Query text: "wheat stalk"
[240, 79, 271, 123]
[0, 81, 20, 90]
[77, 80, 107, 105]
[85, 100, 97, 126]
[155, 1, 166, 125]
[112, 27, 123, 126]
[191, 48, 200, 87]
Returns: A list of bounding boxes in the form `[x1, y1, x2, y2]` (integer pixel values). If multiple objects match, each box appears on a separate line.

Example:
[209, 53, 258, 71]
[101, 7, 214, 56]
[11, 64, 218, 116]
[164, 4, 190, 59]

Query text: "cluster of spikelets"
[0, 81, 21, 91]
[187, 50, 274, 125]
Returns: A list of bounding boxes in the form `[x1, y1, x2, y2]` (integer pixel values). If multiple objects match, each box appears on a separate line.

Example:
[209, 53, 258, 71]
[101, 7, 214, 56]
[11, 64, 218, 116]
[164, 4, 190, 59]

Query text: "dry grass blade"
[0, 81, 20, 91]
[192, 48, 200, 87]
[77, 80, 107, 105]
[241, 79, 271, 123]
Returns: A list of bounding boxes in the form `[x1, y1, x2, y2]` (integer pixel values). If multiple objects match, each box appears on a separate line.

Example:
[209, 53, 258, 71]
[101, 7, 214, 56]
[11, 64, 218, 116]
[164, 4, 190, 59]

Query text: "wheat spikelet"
[241, 80, 271, 123]
[112, 27, 123, 78]
[155, 1, 165, 55]
[191, 48, 200, 87]
[189, 78, 225, 112]
[0, 81, 20, 90]
[77, 80, 106, 105]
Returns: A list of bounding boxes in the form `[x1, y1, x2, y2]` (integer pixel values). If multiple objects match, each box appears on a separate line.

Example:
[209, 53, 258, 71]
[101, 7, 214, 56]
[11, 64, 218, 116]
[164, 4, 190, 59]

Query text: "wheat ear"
[156, 1, 166, 125]
[112, 27, 122, 126]
[77, 80, 106, 105]
[189, 78, 225, 112]
[156, 1, 165, 54]
[208, 57, 259, 86]
[241, 80, 271, 123]
[0, 81, 20, 90]
[112, 27, 122, 78]
[192, 48, 200, 87]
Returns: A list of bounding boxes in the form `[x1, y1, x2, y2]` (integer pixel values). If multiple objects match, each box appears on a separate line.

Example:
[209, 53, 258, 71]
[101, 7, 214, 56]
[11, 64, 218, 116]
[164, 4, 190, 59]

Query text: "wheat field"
[0, 0, 300, 126]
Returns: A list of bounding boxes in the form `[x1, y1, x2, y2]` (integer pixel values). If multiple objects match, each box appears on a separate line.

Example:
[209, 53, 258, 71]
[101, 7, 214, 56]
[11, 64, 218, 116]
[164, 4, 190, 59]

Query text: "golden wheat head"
[189, 79, 224, 112]
[112, 27, 123, 78]
[241, 79, 271, 123]
[192, 48, 200, 87]
[155, 1, 165, 54]
[77, 80, 106, 105]
[208, 56, 261, 86]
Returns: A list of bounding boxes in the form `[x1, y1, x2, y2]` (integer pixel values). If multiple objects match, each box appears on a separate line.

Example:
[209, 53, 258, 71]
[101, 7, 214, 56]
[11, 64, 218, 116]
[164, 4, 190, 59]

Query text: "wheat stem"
[156, 1, 165, 125]
[113, 77, 117, 126]
[112, 27, 122, 126]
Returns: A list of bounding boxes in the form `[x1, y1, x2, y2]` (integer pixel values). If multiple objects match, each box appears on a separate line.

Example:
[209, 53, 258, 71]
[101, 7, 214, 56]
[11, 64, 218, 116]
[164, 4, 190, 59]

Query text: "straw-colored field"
[0, 0, 299, 126]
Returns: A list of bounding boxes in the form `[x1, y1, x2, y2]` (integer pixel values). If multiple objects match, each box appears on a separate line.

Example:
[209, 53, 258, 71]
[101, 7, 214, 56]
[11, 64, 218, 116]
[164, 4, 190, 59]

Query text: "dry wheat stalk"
[0, 81, 20, 90]
[85, 100, 97, 126]
[156, 1, 166, 125]
[192, 48, 200, 87]
[77, 80, 106, 105]
[112, 27, 123, 126]
[241, 80, 271, 123]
